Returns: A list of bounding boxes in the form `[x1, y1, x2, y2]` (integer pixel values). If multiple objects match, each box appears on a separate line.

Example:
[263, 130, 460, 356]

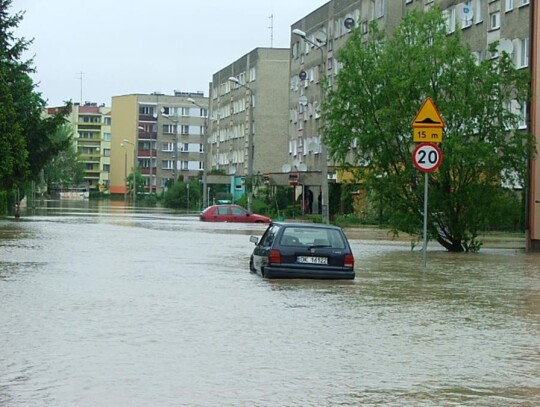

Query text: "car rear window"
[280, 227, 346, 249]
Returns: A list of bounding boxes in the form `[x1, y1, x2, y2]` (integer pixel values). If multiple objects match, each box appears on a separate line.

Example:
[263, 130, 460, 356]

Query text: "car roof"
[270, 222, 343, 231]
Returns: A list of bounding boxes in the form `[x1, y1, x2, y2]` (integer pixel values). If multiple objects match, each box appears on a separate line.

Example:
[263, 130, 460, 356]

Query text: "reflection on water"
[0, 201, 539, 406]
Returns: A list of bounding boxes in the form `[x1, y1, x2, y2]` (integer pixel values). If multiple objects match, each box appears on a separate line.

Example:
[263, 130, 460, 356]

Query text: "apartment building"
[46, 102, 112, 193]
[288, 0, 405, 216]
[109, 92, 208, 196]
[208, 48, 290, 200]
[289, 0, 532, 214]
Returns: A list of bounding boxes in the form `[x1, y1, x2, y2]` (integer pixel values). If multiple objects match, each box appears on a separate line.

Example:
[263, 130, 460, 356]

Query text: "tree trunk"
[437, 236, 465, 252]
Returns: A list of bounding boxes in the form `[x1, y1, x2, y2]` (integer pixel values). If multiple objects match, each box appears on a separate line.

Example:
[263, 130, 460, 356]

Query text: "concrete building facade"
[289, 0, 532, 215]
[208, 47, 290, 199]
[46, 102, 112, 193]
[110, 92, 208, 196]
[288, 0, 405, 214]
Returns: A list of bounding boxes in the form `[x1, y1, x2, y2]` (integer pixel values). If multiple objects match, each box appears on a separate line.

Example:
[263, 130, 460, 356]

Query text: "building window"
[181, 125, 189, 135]
[520, 0, 529, 5]
[103, 164, 110, 172]
[514, 38, 529, 68]
[361, 21, 369, 34]
[162, 160, 174, 170]
[103, 148, 111, 157]
[103, 132, 111, 141]
[373, 0, 384, 18]
[181, 107, 190, 116]
[489, 11, 500, 30]
[104, 117, 111, 125]
[518, 102, 527, 129]
[474, 0, 484, 24]
[163, 124, 176, 134]
[79, 131, 93, 139]
[139, 106, 155, 115]
[472, 50, 483, 65]
[80, 115, 100, 123]
[461, 1, 473, 28]
[443, 7, 456, 33]
[162, 142, 174, 152]
[505, 0, 514, 11]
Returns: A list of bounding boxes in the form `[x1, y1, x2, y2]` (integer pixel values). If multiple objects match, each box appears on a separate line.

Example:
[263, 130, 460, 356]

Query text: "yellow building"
[110, 92, 208, 197]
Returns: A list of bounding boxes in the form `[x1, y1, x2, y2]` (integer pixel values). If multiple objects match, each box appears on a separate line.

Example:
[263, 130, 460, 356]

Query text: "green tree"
[323, 8, 531, 252]
[43, 124, 84, 190]
[162, 178, 201, 210]
[126, 170, 145, 199]
[0, 0, 70, 193]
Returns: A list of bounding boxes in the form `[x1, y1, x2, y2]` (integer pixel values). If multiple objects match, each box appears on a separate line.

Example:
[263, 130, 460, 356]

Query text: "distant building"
[109, 92, 208, 196]
[208, 47, 290, 199]
[47, 102, 112, 192]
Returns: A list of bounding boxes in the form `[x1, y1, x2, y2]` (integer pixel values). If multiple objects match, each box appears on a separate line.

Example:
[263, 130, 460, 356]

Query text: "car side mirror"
[249, 236, 259, 244]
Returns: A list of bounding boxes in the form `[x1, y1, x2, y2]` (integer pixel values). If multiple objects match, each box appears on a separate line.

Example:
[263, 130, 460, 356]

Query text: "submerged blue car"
[249, 222, 355, 280]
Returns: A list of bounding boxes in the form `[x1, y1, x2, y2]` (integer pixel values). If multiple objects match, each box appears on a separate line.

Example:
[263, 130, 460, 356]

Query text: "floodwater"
[0, 201, 539, 406]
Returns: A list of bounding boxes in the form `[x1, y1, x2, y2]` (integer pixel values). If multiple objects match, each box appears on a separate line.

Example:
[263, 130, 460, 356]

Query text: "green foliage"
[126, 171, 146, 199]
[0, 0, 70, 196]
[43, 124, 84, 189]
[162, 178, 201, 210]
[253, 185, 296, 218]
[323, 7, 531, 252]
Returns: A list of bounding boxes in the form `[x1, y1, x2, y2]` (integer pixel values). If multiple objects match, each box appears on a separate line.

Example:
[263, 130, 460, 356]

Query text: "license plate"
[297, 256, 328, 265]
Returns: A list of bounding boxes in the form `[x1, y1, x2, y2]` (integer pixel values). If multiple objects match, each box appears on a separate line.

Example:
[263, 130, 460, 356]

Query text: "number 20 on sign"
[412, 143, 443, 173]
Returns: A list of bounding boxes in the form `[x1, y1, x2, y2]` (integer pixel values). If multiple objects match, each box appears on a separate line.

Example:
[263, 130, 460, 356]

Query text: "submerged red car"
[199, 204, 272, 223]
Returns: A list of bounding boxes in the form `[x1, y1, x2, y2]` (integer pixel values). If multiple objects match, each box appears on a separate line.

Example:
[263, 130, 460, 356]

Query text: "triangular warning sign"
[412, 98, 445, 128]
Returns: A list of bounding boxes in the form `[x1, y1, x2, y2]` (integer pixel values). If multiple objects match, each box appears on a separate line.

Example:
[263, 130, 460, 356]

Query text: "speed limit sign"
[412, 142, 443, 172]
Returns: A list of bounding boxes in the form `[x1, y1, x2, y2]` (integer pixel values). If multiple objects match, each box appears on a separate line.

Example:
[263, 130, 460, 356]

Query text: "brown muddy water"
[0, 201, 538, 406]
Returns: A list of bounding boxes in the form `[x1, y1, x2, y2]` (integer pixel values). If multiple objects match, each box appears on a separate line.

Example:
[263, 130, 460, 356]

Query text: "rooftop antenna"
[77, 71, 85, 104]
[268, 13, 274, 48]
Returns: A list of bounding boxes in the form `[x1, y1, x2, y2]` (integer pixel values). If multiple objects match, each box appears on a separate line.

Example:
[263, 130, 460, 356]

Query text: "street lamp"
[187, 97, 209, 208]
[228, 76, 254, 212]
[292, 28, 330, 224]
[123, 138, 136, 205]
[161, 111, 178, 184]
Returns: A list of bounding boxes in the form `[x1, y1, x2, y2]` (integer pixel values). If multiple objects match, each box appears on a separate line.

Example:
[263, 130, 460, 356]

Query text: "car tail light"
[344, 254, 354, 268]
[269, 249, 281, 265]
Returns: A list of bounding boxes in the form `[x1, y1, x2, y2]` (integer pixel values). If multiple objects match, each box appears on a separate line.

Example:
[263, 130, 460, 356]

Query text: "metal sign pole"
[422, 172, 428, 268]
[412, 98, 445, 268]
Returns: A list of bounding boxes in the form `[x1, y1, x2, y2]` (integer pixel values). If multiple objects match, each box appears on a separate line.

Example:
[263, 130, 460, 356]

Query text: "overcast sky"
[12, 0, 329, 107]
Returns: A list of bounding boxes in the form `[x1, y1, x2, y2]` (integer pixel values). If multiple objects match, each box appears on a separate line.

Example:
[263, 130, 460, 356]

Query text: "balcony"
[138, 149, 157, 157]
[138, 131, 157, 140]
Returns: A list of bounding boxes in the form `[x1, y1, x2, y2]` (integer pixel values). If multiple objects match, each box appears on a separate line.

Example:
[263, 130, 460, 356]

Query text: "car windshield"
[280, 227, 346, 249]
